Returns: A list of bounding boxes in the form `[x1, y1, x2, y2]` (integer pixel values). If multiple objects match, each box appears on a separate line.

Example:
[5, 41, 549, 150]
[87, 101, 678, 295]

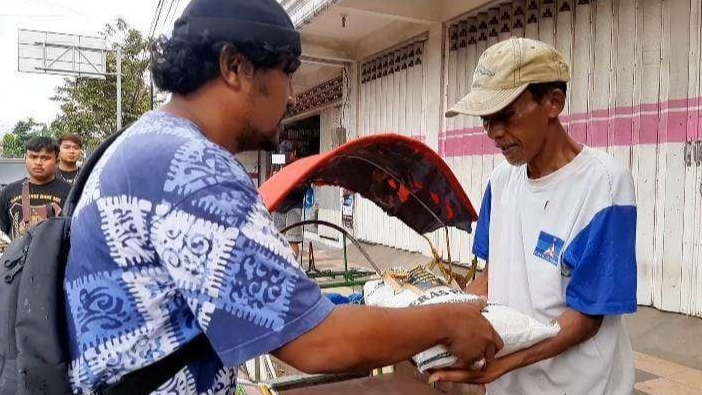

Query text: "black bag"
[0, 129, 213, 395]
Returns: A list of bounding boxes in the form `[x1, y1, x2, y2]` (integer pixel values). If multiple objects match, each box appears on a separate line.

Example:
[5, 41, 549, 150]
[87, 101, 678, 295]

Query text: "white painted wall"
[442, 0, 702, 316]
[285, 0, 702, 317]
[317, 106, 342, 240]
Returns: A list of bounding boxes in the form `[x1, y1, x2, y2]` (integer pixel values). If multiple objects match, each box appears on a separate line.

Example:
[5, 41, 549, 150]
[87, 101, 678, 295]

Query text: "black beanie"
[172, 0, 301, 56]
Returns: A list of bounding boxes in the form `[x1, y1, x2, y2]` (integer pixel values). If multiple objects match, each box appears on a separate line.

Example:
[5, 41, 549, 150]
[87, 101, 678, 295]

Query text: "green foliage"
[1, 134, 23, 158]
[1, 118, 52, 158]
[51, 18, 155, 148]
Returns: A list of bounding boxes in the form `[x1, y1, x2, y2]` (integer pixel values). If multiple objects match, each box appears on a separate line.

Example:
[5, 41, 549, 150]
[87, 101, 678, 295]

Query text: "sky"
[0, 0, 190, 135]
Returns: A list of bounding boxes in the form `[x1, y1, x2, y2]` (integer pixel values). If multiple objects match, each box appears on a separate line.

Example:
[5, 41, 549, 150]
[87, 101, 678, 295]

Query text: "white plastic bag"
[363, 267, 560, 372]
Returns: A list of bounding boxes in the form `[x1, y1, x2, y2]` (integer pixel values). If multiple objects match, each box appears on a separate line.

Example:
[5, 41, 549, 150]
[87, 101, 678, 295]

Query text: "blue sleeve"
[472, 183, 491, 261]
[562, 205, 637, 316]
[152, 180, 335, 367]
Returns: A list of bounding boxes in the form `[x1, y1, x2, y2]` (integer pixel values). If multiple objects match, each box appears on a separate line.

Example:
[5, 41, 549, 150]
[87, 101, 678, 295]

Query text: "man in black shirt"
[57, 133, 83, 184]
[0, 136, 71, 240]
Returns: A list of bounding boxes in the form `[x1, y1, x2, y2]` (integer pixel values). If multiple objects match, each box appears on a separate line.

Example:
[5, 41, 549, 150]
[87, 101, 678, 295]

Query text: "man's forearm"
[274, 304, 462, 374]
[466, 262, 488, 296]
[426, 308, 605, 384]
[498, 309, 603, 372]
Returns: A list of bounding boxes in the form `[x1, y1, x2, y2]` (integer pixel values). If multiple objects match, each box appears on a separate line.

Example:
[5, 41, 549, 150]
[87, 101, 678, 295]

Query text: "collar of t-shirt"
[524, 146, 590, 192]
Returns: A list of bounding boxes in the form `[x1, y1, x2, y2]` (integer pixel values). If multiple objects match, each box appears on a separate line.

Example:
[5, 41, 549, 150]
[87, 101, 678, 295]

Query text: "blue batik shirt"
[64, 111, 335, 394]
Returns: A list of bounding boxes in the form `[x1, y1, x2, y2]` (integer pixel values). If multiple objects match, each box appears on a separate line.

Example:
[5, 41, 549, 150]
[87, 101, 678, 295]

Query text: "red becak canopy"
[259, 133, 478, 235]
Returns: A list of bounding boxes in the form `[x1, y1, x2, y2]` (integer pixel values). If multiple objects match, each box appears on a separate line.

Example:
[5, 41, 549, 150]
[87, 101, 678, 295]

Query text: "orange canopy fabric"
[259, 133, 478, 235]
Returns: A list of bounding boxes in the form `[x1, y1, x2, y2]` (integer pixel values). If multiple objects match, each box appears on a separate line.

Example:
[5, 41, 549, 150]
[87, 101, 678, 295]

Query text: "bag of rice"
[363, 266, 560, 372]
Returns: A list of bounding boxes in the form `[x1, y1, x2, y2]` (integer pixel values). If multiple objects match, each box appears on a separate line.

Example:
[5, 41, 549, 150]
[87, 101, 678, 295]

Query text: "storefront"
[440, 0, 702, 316]
[281, 0, 702, 317]
[276, 74, 346, 241]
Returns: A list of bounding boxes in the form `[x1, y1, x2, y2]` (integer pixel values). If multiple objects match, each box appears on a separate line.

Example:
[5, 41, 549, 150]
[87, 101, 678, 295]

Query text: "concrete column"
[344, 62, 358, 140]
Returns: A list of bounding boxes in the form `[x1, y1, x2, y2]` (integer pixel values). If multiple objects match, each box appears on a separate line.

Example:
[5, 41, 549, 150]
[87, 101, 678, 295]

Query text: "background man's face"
[26, 149, 57, 182]
[59, 140, 82, 164]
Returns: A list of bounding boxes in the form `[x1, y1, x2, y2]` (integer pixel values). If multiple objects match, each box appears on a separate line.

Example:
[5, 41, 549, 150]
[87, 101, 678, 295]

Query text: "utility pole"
[116, 46, 122, 129]
[149, 46, 155, 110]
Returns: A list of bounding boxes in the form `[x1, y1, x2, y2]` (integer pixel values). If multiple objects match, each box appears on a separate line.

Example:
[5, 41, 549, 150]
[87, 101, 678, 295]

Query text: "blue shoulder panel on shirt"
[563, 205, 638, 316]
[472, 183, 491, 261]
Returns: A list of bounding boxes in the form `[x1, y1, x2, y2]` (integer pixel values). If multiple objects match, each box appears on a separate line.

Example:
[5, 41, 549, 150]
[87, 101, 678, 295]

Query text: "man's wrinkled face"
[26, 149, 57, 182]
[481, 91, 550, 166]
[59, 140, 82, 164]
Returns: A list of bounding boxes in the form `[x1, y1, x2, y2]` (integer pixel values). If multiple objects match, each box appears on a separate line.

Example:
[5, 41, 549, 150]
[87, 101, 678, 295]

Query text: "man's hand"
[427, 308, 603, 384]
[443, 300, 504, 366]
[429, 353, 518, 384]
[273, 300, 503, 375]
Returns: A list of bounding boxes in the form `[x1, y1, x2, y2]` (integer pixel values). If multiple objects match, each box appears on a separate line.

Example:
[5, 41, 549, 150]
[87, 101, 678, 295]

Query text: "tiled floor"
[633, 352, 702, 395]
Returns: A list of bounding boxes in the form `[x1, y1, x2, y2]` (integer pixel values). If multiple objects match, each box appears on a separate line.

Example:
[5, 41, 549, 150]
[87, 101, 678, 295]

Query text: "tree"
[1, 134, 22, 158]
[1, 118, 51, 158]
[51, 19, 153, 148]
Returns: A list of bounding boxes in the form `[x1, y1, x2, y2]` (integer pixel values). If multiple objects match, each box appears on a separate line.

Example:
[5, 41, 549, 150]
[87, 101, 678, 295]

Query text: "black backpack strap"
[63, 127, 128, 218]
[21, 181, 31, 225]
[95, 334, 214, 395]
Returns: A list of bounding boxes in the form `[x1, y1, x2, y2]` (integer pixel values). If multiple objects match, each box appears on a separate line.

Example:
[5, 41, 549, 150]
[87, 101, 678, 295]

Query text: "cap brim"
[445, 84, 529, 118]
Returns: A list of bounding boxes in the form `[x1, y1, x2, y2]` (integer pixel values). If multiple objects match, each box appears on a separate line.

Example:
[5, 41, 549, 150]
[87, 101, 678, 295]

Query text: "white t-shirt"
[474, 146, 637, 395]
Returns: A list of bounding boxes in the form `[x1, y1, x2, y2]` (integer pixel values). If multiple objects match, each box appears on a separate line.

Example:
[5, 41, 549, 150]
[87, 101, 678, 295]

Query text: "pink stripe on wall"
[686, 96, 700, 141]
[436, 97, 702, 158]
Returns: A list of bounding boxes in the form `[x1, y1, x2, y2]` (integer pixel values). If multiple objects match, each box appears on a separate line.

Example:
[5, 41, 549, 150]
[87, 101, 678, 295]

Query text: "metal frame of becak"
[280, 219, 380, 289]
[280, 219, 479, 291]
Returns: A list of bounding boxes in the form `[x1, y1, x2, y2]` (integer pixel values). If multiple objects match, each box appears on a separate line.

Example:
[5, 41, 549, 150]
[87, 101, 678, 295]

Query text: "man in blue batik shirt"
[63, 1, 503, 394]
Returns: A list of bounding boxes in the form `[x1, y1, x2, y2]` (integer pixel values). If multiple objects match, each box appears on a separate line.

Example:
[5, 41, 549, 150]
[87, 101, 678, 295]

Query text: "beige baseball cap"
[446, 37, 570, 118]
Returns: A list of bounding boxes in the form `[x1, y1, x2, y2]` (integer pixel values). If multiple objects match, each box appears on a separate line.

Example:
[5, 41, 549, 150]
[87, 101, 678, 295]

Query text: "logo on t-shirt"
[533, 231, 565, 265]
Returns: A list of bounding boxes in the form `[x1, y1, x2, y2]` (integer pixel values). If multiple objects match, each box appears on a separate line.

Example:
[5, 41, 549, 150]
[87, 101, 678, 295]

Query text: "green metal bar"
[343, 233, 349, 282]
[279, 219, 379, 290]
[319, 279, 373, 289]
[305, 270, 376, 279]
[280, 220, 381, 275]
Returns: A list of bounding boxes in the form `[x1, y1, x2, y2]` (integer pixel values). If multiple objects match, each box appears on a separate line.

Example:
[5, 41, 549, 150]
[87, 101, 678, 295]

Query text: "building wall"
[234, 151, 261, 187]
[316, 105, 343, 240]
[290, 0, 702, 317]
[283, 0, 340, 27]
[441, 0, 702, 316]
[349, 17, 453, 257]
[355, 38, 433, 255]
[0, 159, 26, 188]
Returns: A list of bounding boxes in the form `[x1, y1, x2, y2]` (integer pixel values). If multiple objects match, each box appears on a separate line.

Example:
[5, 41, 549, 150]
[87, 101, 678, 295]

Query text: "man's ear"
[545, 88, 566, 119]
[219, 45, 254, 91]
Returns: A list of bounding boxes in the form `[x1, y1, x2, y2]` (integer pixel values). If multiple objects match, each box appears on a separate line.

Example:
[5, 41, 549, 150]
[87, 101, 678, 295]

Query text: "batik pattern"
[64, 111, 334, 394]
